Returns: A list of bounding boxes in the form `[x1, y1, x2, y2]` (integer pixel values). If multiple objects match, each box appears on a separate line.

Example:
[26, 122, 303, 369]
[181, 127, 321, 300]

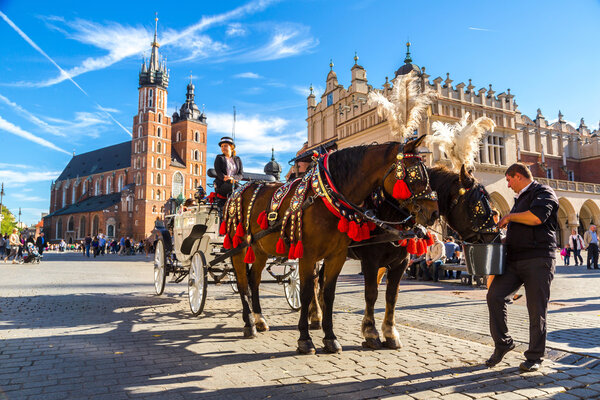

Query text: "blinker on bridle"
[386, 152, 438, 202]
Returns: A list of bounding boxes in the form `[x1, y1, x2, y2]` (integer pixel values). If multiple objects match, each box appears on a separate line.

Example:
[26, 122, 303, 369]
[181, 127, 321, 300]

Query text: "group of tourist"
[560, 225, 600, 269]
[78, 234, 152, 258]
[0, 229, 46, 263]
[405, 235, 462, 282]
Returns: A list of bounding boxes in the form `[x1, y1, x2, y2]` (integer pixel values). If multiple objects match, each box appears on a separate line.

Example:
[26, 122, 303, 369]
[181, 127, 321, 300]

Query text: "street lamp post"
[0, 183, 4, 225]
[18, 207, 21, 229]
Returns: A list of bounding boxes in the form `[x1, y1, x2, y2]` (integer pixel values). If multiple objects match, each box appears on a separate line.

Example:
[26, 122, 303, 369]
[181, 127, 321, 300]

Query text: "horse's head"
[444, 165, 499, 243]
[382, 135, 439, 226]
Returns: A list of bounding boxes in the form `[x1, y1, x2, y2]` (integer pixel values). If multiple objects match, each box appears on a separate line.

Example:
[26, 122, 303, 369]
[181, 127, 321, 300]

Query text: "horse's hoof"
[256, 320, 269, 332]
[383, 337, 402, 349]
[323, 338, 342, 354]
[309, 320, 322, 330]
[243, 326, 257, 338]
[297, 339, 316, 355]
[362, 337, 383, 350]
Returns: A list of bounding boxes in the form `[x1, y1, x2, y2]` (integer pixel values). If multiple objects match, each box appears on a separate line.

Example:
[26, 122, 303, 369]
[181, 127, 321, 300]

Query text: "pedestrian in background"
[4, 228, 20, 264]
[84, 234, 92, 258]
[568, 229, 584, 266]
[486, 163, 558, 372]
[0, 234, 5, 258]
[584, 225, 599, 270]
[35, 232, 46, 256]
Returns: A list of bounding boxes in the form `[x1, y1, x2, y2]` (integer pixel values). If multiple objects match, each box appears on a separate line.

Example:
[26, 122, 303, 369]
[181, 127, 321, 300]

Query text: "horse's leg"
[231, 252, 257, 338]
[362, 259, 383, 349]
[308, 262, 323, 330]
[248, 250, 270, 332]
[297, 256, 319, 354]
[382, 256, 408, 349]
[321, 251, 347, 353]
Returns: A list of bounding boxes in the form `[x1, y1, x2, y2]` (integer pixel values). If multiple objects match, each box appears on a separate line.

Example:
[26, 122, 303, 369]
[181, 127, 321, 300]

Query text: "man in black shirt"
[485, 163, 558, 372]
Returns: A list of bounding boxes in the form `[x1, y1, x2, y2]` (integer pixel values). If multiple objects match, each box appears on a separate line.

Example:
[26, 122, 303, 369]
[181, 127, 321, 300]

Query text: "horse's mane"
[428, 165, 460, 215]
[327, 142, 399, 189]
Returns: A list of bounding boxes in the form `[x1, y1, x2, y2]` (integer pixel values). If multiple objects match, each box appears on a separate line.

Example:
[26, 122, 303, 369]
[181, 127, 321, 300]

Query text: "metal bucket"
[464, 243, 506, 276]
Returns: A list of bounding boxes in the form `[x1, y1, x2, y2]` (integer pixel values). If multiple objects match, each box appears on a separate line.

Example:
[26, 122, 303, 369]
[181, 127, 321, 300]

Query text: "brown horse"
[225, 136, 439, 354]
[311, 165, 499, 349]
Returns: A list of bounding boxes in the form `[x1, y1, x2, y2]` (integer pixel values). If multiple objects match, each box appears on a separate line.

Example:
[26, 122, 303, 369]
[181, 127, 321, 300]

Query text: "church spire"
[149, 12, 160, 71]
[139, 13, 169, 89]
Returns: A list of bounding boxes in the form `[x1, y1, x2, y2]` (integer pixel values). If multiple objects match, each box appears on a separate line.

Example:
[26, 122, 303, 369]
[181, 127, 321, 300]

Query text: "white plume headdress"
[426, 112, 496, 171]
[368, 71, 436, 140]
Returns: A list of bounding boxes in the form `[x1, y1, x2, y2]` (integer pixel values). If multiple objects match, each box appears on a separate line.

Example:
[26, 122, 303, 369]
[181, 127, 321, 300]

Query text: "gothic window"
[158, 113, 162, 124]
[62, 188, 66, 208]
[92, 215, 99, 236]
[142, 141, 146, 152]
[157, 141, 162, 153]
[107, 224, 114, 237]
[194, 164, 199, 175]
[67, 216, 74, 232]
[71, 185, 76, 204]
[157, 173, 161, 186]
[138, 126, 143, 138]
[148, 89, 153, 108]
[118, 175, 124, 192]
[195, 131, 200, 142]
[136, 173, 141, 185]
[156, 190, 161, 201]
[157, 127, 162, 138]
[95, 180, 100, 196]
[157, 157, 162, 169]
[176, 131, 181, 141]
[56, 218, 63, 239]
[194, 150, 199, 161]
[134, 142, 139, 153]
[172, 172, 184, 198]
[194, 179, 198, 189]
[158, 91, 162, 109]
[79, 216, 86, 238]
[127, 196, 133, 212]
[106, 177, 112, 193]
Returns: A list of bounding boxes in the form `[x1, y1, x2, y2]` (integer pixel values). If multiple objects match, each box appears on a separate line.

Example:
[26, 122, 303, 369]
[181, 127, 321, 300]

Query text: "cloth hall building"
[44, 29, 207, 243]
[302, 44, 600, 247]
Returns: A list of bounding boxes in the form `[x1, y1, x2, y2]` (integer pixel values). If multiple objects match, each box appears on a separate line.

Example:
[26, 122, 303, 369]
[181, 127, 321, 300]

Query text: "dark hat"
[218, 136, 235, 147]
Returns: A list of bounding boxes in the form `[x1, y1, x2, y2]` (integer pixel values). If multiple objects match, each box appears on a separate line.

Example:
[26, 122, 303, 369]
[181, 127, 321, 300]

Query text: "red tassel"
[223, 234, 232, 249]
[407, 238, 417, 255]
[244, 246, 256, 263]
[257, 211, 268, 230]
[416, 239, 427, 256]
[367, 221, 376, 231]
[276, 237, 286, 254]
[348, 221, 359, 240]
[235, 223, 244, 237]
[337, 217, 349, 233]
[288, 242, 296, 260]
[219, 221, 227, 235]
[233, 235, 242, 248]
[360, 224, 371, 241]
[425, 232, 434, 247]
[294, 240, 304, 258]
[393, 179, 412, 200]
[399, 239, 408, 247]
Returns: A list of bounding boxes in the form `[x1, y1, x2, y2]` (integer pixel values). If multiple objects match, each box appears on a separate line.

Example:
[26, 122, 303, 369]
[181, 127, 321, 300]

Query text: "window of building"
[79, 216, 86, 238]
[157, 157, 162, 169]
[67, 216, 74, 232]
[172, 172, 184, 198]
[157, 141, 162, 153]
[71, 185, 76, 204]
[138, 126, 143, 138]
[118, 175, 123, 192]
[136, 173, 141, 185]
[142, 141, 146, 152]
[158, 113, 162, 124]
[157, 173, 161, 185]
[148, 89, 153, 108]
[56, 218, 63, 239]
[194, 164, 198, 175]
[158, 91, 162, 109]
[106, 177, 112, 193]
[195, 131, 199, 142]
[62, 189, 66, 208]
[546, 168, 553, 179]
[486, 135, 505, 165]
[568, 171, 575, 181]
[94, 180, 100, 196]
[176, 131, 181, 141]
[107, 224, 114, 237]
[157, 127, 162, 138]
[326, 92, 333, 107]
[194, 179, 198, 189]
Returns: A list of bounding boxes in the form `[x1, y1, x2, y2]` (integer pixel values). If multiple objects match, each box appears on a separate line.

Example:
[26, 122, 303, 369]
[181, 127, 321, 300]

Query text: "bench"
[440, 263, 486, 286]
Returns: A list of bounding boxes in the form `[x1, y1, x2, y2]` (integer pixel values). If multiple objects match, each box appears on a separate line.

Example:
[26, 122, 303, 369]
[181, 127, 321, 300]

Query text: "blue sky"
[1, 0, 599, 225]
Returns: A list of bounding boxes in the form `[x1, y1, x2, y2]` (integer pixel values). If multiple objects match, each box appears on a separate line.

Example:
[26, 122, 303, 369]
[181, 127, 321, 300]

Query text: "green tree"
[1, 205, 17, 236]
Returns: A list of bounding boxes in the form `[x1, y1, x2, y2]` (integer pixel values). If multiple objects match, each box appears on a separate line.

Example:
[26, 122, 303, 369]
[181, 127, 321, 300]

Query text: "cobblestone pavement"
[0, 252, 599, 399]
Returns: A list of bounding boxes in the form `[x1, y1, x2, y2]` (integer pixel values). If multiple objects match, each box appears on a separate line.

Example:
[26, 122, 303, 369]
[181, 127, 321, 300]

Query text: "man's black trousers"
[587, 243, 598, 269]
[486, 257, 555, 362]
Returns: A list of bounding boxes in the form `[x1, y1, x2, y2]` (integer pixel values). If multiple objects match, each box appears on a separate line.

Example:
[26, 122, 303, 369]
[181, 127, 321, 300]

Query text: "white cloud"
[0, 169, 62, 185]
[226, 23, 247, 37]
[240, 24, 318, 61]
[207, 112, 305, 156]
[293, 84, 323, 99]
[234, 72, 262, 79]
[0, 93, 65, 137]
[468, 27, 493, 32]
[11, 193, 47, 202]
[0, 116, 71, 154]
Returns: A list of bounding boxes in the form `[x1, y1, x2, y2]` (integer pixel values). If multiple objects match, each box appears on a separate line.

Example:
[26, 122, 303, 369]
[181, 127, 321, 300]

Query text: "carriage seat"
[207, 168, 276, 182]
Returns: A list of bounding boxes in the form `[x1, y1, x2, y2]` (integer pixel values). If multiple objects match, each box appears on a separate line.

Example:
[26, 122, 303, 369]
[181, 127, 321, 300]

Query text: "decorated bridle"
[381, 151, 438, 206]
[448, 183, 498, 236]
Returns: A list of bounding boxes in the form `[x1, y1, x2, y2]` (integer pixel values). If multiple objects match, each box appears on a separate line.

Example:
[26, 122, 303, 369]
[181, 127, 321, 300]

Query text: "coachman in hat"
[214, 136, 244, 205]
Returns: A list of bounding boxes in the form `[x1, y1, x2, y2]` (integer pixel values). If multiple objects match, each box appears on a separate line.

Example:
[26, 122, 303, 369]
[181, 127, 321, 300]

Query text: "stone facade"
[44, 25, 207, 243]
[304, 44, 600, 246]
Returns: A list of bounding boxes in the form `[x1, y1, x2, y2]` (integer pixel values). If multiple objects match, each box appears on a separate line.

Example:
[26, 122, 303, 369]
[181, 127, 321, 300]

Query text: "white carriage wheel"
[188, 251, 208, 316]
[283, 263, 301, 311]
[154, 240, 167, 295]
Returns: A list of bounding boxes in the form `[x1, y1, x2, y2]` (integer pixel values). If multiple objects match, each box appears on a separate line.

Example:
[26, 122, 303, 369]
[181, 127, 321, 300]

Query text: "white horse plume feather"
[427, 112, 496, 171]
[368, 71, 436, 139]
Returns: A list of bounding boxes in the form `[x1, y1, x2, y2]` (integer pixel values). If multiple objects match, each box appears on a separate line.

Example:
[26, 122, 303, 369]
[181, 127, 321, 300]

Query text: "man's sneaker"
[519, 359, 541, 372]
[485, 343, 516, 367]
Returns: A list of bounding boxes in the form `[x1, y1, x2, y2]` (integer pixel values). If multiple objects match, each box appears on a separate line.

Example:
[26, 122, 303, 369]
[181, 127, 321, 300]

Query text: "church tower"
[131, 15, 172, 239]
[171, 76, 207, 194]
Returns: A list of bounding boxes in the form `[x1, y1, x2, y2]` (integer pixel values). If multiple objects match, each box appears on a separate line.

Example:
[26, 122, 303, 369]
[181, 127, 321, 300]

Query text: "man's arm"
[497, 210, 541, 228]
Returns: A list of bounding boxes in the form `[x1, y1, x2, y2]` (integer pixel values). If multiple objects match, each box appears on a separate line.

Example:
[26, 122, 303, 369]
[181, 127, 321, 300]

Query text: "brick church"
[44, 24, 207, 243]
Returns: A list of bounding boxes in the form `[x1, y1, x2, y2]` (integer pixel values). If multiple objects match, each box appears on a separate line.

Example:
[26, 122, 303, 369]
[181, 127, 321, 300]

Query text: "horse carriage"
[152, 170, 301, 316]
